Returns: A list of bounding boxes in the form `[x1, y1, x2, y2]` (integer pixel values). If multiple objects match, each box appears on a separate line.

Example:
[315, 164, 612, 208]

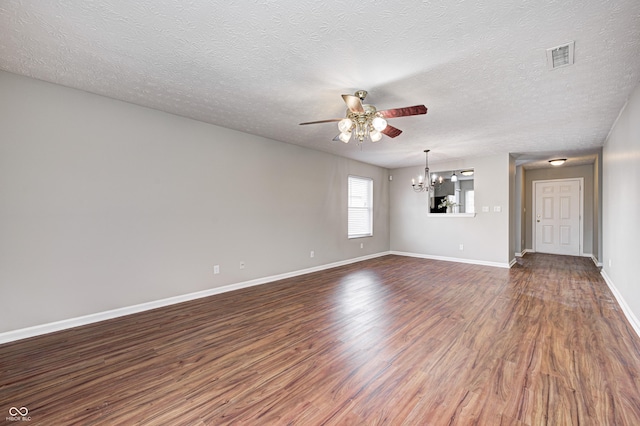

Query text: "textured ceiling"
[1, 0, 639, 169]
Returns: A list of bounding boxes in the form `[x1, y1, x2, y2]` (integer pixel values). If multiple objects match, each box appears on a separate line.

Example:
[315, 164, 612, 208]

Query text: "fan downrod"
[354, 90, 367, 101]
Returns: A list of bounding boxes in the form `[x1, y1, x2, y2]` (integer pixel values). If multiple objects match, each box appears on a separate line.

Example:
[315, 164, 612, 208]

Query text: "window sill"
[427, 213, 476, 218]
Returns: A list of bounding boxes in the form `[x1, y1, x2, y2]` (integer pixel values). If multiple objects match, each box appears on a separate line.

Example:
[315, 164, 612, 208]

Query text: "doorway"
[533, 178, 583, 256]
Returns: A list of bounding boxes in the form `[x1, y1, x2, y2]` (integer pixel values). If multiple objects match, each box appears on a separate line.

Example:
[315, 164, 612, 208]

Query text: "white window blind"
[348, 176, 373, 238]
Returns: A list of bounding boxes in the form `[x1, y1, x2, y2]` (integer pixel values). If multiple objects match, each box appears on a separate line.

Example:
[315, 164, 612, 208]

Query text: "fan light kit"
[300, 90, 427, 145]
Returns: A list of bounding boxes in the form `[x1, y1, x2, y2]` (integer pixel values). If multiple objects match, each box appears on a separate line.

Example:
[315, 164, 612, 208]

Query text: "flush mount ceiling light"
[549, 158, 567, 166]
[546, 41, 575, 70]
[300, 90, 427, 145]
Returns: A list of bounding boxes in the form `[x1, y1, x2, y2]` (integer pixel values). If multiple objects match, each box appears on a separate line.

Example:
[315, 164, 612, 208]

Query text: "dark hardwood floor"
[2, 254, 640, 425]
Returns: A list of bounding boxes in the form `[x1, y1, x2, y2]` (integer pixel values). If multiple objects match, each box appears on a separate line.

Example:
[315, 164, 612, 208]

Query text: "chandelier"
[412, 149, 435, 192]
[337, 93, 388, 143]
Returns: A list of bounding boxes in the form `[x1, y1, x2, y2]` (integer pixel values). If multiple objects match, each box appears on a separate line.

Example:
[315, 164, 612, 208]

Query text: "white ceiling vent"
[546, 41, 575, 70]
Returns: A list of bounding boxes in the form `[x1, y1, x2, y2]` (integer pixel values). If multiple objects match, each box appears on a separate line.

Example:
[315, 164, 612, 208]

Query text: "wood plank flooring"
[2, 254, 640, 425]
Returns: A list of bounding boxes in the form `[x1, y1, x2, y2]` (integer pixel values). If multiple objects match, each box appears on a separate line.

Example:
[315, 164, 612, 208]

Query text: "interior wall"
[602, 80, 640, 327]
[594, 148, 603, 264]
[390, 154, 511, 266]
[509, 155, 516, 263]
[524, 164, 595, 256]
[0, 71, 390, 333]
[514, 165, 526, 255]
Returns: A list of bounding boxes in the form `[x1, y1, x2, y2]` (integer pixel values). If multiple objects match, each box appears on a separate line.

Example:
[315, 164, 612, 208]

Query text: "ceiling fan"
[299, 90, 428, 144]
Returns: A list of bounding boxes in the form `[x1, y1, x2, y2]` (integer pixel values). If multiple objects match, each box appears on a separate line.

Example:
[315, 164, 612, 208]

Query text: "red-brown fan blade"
[378, 105, 427, 119]
[299, 118, 342, 125]
[342, 94, 365, 113]
[381, 125, 402, 138]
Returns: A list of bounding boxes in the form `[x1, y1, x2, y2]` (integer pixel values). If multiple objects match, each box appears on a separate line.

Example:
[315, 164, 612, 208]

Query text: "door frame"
[532, 177, 584, 256]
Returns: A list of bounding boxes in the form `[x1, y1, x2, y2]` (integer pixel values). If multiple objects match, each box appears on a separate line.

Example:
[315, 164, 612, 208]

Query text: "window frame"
[347, 175, 373, 239]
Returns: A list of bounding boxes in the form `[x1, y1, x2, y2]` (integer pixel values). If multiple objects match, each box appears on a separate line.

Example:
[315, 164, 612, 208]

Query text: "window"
[465, 190, 475, 213]
[348, 176, 373, 238]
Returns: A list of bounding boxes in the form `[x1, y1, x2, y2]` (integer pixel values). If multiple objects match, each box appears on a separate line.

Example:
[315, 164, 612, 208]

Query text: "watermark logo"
[6, 407, 30, 422]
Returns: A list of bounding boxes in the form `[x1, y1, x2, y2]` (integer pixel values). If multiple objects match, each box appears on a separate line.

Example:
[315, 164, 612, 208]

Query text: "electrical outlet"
[239, 261, 245, 270]
[310, 251, 314, 258]
[459, 244, 464, 251]
[213, 265, 220, 275]
[360, 243, 364, 249]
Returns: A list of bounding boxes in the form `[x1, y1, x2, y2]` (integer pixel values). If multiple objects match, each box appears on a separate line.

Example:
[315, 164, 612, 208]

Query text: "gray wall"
[523, 164, 595, 257]
[390, 154, 512, 266]
[7, 66, 624, 336]
[602, 81, 640, 326]
[0, 71, 390, 332]
[509, 155, 516, 263]
[594, 149, 603, 263]
[514, 164, 526, 255]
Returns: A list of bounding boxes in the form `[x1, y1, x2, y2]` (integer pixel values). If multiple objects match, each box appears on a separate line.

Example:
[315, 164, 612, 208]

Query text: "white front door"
[534, 179, 581, 256]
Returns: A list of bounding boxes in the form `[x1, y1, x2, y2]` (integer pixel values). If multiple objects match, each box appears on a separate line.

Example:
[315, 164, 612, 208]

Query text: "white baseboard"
[601, 270, 640, 339]
[589, 254, 603, 267]
[390, 251, 512, 269]
[581, 253, 601, 267]
[0, 251, 391, 345]
[517, 250, 603, 267]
